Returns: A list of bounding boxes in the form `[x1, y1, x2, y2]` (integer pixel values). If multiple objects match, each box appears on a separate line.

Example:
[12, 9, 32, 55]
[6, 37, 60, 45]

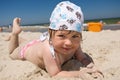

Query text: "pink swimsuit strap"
[20, 39, 40, 58]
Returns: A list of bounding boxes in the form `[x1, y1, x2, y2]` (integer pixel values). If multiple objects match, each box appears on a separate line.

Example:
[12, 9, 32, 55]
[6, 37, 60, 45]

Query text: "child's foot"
[12, 18, 22, 35]
[4, 34, 11, 41]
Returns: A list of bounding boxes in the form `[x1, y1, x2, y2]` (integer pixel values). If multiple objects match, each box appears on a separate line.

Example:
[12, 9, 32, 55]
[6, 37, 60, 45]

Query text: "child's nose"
[64, 39, 72, 46]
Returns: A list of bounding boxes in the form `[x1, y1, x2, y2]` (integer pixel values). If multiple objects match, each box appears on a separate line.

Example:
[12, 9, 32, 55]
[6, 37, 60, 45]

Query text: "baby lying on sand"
[8, 1, 103, 79]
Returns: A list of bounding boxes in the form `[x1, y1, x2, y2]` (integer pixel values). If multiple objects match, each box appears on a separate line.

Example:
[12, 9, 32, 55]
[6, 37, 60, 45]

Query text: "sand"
[0, 25, 120, 80]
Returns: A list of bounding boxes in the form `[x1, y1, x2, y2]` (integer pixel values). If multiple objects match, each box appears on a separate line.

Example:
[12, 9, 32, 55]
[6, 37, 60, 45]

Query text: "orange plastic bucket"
[87, 22, 103, 32]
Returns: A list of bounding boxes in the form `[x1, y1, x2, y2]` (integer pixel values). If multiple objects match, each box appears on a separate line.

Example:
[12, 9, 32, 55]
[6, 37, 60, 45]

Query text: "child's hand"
[90, 67, 104, 80]
[80, 67, 104, 80]
[86, 63, 104, 78]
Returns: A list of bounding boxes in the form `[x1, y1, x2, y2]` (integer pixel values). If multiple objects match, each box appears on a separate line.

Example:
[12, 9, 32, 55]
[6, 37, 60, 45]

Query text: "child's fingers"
[96, 70, 104, 78]
[81, 68, 95, 73]
[80, 68, 104, 80]
[79, 72, 93, 80]
[80, 67, 103, 76]
[92, 72, 104, 80]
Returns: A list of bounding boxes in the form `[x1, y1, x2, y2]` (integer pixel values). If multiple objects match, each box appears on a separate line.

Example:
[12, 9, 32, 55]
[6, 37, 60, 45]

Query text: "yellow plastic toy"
[87, 22, 103, 32]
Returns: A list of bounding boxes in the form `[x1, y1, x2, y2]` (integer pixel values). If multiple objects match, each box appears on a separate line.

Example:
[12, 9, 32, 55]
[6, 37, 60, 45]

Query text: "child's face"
[51, 30, 81, 55]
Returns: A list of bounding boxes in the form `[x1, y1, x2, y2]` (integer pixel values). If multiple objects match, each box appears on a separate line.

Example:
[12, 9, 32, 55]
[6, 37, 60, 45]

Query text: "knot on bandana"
[49, 1, 84, 32]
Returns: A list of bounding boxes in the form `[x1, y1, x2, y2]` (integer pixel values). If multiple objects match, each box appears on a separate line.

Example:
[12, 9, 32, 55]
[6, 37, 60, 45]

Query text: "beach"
[0, 24, 120, 80]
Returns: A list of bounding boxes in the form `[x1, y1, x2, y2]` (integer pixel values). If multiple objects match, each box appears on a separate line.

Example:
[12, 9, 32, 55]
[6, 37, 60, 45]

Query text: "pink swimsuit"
[20, 39, 40, 58]
[20, 32, 55, 59]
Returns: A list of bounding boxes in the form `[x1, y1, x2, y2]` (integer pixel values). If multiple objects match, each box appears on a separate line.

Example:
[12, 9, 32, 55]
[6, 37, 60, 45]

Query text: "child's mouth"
[62, 47, 71, 51]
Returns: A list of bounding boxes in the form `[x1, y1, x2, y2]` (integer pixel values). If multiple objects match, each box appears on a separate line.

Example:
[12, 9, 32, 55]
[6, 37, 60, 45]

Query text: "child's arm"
[54, 70, 93, 79]
[74, 47, 94, 67]
[74, 47, 104, 78]
[43, 51, 93, 78]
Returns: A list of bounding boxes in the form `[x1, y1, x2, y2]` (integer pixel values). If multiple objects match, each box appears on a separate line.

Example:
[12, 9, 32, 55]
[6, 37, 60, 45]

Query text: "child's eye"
[72, 35, 79, 38]
[58, 35, 65, 38]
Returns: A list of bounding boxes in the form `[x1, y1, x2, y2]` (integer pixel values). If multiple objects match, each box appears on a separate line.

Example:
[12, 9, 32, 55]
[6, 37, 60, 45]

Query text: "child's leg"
[9, 18, 22, 59]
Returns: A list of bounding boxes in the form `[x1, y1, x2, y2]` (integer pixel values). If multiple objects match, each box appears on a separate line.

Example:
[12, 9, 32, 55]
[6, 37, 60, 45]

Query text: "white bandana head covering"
[49, 1, 84, 33]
